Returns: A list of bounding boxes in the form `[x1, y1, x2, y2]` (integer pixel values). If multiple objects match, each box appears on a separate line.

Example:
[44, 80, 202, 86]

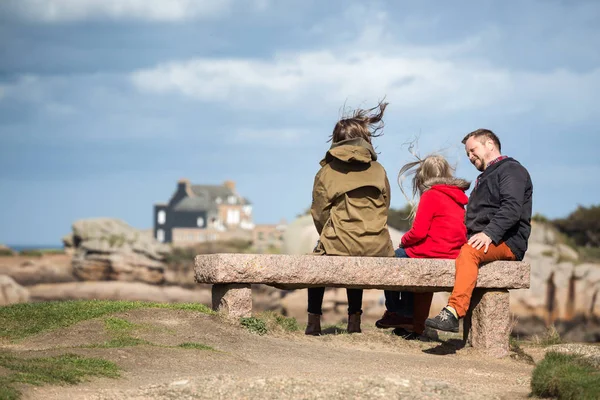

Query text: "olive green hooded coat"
[311, 138, 395, 257]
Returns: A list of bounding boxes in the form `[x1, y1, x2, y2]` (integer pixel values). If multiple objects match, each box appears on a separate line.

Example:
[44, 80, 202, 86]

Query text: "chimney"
[177, 178, 193, 197]
[223, 180, 236, 192]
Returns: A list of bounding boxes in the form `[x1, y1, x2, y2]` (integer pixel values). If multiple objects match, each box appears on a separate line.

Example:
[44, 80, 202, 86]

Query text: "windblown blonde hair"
[398, 154, 454, 220]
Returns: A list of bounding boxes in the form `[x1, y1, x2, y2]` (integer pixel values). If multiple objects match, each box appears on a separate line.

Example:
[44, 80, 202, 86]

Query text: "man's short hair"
[462, 129, 501, 152]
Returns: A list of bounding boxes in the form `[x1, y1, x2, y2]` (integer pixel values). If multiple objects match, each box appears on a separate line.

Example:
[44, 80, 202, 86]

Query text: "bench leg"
[463, 289, 510, 358]
[212, 284, 252, 318]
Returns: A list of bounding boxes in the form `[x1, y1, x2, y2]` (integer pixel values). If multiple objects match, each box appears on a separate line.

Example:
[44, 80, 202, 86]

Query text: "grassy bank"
[0, 300, 213, 341]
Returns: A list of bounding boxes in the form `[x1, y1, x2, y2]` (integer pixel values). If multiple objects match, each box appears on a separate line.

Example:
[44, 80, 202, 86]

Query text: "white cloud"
[5, 0, 236, 22]
[130, 48, 600, 122]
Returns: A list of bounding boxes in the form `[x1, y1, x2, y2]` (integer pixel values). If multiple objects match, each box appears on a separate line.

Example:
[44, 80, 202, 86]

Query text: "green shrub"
[531, 351, 600, 399]
[0, 248, 14, 256]
[240, 317, 268, 335]
[18, 249, 43, 257]
[578, 246, 600, 263]
[553, 204, 600, 248]
[533, 326, 562, 347]
[532, 213, 550, 223]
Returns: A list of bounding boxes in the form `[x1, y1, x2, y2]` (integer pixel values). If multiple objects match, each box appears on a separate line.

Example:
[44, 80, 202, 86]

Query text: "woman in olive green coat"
[307, 101, 396, 335]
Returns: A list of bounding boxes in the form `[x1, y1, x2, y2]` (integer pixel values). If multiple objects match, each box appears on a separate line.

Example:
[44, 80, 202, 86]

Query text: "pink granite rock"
[464, 290, 511, 357]
[212, 284, 252, 318]
[195, 254, 529, 290]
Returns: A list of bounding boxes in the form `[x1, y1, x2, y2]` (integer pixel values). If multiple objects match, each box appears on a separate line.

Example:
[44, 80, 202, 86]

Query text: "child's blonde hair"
[398, 154, 454, 220]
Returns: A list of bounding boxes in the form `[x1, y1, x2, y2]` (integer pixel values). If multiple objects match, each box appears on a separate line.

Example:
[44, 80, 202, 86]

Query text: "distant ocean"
[7, 245, 64, 252]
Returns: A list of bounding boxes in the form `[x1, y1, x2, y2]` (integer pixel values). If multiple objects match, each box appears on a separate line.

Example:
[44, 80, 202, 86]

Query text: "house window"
[228, 196, 236, 204]
[197, 217, 204, 227]
[156, 229, 165, 243]
[227, 209, 240, 225]
[243, 205, 252, 215]
[215, 197, 222, 204]
[157, 210, 166, 225]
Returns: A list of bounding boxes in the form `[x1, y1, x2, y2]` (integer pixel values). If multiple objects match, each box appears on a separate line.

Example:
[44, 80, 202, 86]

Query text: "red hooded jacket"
[401, 178, 470, 259]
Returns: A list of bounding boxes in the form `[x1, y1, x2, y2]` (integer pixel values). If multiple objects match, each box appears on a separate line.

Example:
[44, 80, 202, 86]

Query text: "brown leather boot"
[347, 312, 362, 333]
[305, 313, 321, 336]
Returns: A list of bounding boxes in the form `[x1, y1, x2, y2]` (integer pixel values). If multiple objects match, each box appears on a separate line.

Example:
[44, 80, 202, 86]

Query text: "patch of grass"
[0, 351, 119, 399]
[88, 336, 151, 348]
[532, 325, 562, 347]
[104, 317, 136, 333]
[272, 314, 299, 332]
[0, 300, 214, 341]
[240, 317, 268, 335]
[509, 338, 535, 365]
[0, 249, 15, 256]
[177, 342, 214, 350]
[531, 351, 600, 399]
[0, 379, 19, 400]
[255, 312, 300, 333]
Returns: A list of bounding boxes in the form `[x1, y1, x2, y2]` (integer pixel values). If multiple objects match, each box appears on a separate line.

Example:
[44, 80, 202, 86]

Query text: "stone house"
[252, 220, 287, 253]
[153, 179, 254, 245]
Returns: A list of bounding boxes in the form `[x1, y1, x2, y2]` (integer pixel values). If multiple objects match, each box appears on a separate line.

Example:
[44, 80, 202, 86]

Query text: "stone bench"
[194, 253, 530, 357]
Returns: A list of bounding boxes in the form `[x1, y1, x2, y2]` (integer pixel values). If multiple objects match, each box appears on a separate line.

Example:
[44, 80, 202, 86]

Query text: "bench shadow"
[321, 326, 347, 335]
[422, 338, 465, 356]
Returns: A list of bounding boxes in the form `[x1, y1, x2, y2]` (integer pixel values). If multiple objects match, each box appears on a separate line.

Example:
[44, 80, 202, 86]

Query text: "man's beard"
[472, 158, 485, 171]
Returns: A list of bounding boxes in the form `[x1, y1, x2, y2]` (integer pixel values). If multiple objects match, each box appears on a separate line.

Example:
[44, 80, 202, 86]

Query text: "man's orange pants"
[447, 242, 515, 318]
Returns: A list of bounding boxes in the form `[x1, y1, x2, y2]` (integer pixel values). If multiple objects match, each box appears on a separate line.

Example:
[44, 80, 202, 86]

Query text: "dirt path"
[0, 308, 536, 399]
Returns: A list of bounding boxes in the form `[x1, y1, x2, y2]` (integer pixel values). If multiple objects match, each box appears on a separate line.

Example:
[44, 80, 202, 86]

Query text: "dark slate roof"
[172, 184, 250, 212]
[173, 196, 217, 212]
[191, 185, 251, 205]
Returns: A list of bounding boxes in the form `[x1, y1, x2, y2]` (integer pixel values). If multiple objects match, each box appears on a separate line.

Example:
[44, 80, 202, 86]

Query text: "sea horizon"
[6, 244, 64, 252]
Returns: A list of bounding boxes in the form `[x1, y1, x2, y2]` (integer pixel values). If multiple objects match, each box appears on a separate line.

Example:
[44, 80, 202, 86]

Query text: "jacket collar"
[320, 138, 377, 166]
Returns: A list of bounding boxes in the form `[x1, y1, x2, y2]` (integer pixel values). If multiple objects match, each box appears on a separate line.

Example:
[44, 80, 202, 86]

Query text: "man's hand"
[468, 232, 492, 253]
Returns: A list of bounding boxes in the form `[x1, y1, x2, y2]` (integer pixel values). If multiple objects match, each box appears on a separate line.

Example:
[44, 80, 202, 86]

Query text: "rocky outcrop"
[0, 275, 30, 305]
[512, 221, 600, 324]
[0, 244, 15, 256]
[65, 218, 171, 284]
[0, 259, 76, 286]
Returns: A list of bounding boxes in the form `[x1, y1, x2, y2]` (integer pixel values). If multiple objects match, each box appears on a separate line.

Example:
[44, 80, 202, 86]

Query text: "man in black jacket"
[426, 129, 533, 332]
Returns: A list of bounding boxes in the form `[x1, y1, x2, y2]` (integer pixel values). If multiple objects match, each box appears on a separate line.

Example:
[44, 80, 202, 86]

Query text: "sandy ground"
[2, 308, 536, 400]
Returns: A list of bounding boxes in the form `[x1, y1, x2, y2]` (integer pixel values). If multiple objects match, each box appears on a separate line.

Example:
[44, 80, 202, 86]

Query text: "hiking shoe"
[375, 311, 413, 329]
[425, 307, 459, 333]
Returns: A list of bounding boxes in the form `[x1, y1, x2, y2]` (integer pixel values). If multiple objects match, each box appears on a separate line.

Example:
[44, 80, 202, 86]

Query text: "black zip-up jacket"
[466, 157, 533, 260]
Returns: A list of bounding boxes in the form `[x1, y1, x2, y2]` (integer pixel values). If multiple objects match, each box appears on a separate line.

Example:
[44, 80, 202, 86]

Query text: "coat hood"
[320, 138, 377, 166]
[423, 177, 470, 206]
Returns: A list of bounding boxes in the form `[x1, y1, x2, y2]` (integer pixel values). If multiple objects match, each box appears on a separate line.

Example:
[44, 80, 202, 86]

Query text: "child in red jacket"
[376, 154, 470, 338]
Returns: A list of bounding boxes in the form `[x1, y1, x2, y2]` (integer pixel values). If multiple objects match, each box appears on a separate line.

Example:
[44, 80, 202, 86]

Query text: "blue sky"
[1, 0, 599, 245]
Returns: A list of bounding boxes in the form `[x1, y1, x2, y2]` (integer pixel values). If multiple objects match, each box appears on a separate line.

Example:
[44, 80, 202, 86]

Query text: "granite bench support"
[195, 253, 530, 358]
